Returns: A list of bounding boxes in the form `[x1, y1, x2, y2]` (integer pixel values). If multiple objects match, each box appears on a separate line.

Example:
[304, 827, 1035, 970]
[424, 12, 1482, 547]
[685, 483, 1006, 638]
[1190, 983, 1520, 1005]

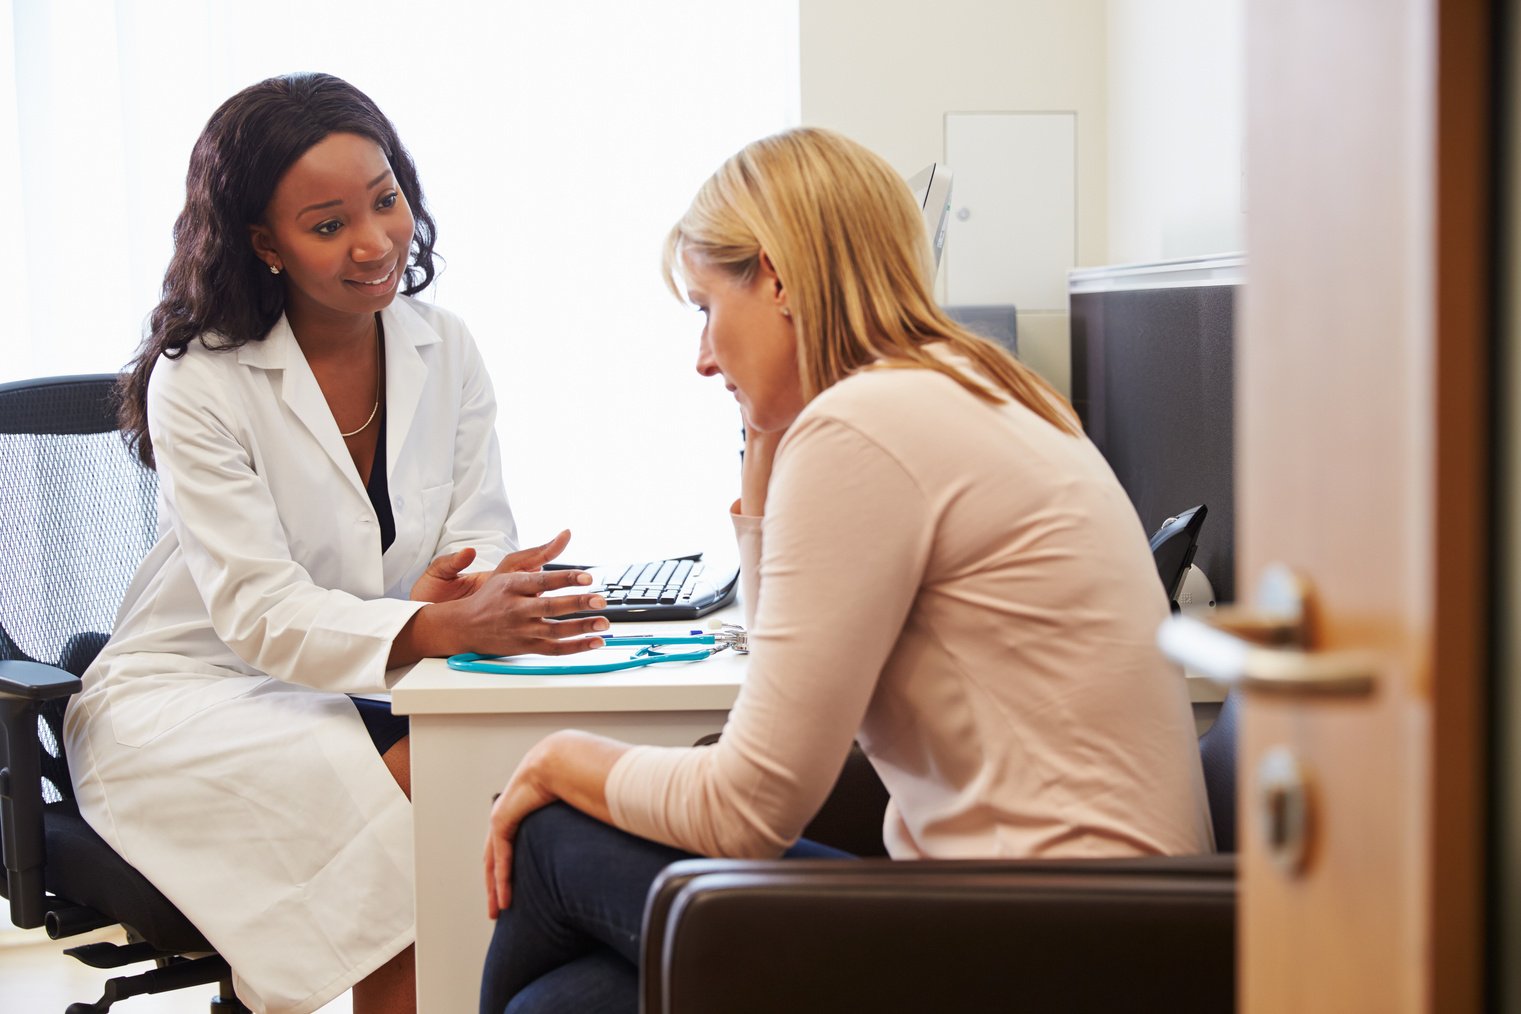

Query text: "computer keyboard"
[552, 556, 740, 622]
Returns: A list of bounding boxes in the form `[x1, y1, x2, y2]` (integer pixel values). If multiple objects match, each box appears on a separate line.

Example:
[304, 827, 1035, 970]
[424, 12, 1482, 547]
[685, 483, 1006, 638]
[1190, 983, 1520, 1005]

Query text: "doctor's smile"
[346, 262, 401, 294]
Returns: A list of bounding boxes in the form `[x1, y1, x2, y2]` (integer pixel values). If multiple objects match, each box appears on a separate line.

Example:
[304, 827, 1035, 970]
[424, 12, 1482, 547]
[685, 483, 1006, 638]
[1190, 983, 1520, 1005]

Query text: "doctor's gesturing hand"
[389, 529, 610, 666]
[410, 529, 579, 603]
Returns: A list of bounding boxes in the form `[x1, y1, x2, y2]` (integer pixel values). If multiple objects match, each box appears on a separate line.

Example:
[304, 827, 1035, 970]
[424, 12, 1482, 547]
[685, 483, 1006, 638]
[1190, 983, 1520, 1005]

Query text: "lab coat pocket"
[107, 664, 270, 750]
[389, 480, 454, 579]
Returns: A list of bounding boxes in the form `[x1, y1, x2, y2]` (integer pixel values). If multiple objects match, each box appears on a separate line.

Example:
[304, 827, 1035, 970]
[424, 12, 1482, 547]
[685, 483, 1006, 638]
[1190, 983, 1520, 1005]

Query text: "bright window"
[1, 0, 800, 561]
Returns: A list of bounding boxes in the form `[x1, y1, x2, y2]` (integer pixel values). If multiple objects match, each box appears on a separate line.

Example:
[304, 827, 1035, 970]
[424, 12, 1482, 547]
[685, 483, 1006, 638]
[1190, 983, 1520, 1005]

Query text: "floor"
[0, 926, 353, 1013]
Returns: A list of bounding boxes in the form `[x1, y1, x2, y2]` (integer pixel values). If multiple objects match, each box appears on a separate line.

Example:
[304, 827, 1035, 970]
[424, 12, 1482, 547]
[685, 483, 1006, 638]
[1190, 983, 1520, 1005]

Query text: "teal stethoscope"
[447, 624, 749, 675]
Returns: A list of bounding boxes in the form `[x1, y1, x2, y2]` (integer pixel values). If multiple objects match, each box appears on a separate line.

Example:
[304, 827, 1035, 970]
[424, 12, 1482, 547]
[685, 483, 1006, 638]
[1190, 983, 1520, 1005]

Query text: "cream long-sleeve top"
[605, 356, 1212, 860]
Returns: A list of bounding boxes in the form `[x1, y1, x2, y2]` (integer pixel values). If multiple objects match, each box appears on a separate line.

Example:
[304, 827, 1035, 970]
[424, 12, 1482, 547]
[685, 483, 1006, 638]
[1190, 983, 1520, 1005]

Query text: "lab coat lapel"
[238, 318, 369, 501]
[379, 299, 443, 479]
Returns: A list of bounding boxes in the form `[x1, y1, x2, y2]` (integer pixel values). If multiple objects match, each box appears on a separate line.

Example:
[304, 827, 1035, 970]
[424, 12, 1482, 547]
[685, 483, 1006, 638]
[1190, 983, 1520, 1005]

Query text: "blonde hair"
[662, 127, 1080, 436]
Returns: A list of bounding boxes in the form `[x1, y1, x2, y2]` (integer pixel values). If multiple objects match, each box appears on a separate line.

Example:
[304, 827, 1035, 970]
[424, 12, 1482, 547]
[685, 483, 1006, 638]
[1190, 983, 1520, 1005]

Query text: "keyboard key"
[565, 558, 736, 621]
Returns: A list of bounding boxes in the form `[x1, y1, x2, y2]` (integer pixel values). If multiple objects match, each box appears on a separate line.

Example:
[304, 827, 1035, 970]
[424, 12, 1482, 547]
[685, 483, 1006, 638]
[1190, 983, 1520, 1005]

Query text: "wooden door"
[1237, 1, 1490, 1010]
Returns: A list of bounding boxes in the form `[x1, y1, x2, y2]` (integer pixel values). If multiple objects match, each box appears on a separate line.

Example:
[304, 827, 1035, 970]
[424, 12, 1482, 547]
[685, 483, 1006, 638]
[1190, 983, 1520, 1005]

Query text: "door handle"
[1157, 564, 1377, 697]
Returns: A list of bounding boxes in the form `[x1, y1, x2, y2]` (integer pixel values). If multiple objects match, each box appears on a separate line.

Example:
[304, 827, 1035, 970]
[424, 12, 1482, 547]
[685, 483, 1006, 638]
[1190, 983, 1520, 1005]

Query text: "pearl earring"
[780, 307, 791, 318]
[270, 264, 281, 275]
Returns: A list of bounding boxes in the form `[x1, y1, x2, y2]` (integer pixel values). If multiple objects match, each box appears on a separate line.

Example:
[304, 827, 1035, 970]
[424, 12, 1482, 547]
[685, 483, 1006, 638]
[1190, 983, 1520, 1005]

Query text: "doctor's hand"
[388, 530, 609, 666]
[410, 547, 490, 603]
[411, 531, 580, 604]
[452, 561, 610, 658]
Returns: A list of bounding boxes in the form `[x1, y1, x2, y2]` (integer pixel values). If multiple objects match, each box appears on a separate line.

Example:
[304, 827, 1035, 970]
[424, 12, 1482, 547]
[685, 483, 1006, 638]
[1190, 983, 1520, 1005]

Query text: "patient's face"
[687, 255, 803, 433]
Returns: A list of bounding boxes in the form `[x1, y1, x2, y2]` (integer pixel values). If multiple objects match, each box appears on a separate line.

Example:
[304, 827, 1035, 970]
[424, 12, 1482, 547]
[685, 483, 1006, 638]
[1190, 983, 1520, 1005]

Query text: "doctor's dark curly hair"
[118, 72, 439, 467]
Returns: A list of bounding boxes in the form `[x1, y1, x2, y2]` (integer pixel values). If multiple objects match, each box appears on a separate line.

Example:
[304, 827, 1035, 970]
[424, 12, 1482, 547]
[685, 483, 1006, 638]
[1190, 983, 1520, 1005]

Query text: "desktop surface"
[392, 604, 746, 1014]
[391, 606, 748, 716]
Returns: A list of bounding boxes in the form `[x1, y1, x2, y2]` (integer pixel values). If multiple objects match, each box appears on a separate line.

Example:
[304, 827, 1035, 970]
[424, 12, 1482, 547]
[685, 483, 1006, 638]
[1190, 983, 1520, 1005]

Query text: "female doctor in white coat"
[62, 73, 610, 1014]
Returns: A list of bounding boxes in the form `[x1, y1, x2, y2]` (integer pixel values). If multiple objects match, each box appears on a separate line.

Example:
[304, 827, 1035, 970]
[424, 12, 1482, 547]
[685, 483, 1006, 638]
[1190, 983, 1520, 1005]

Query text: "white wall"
[3, 1, 799, 563]
[1106, 0, 1246, 264]
[799, 0, 1109, 395]
[800, 0, 1247, 394]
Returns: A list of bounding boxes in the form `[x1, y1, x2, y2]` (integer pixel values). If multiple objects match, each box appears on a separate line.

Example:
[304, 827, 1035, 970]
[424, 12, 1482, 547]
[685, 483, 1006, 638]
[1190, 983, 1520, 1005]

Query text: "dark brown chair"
[644, 695, 1240, 1013]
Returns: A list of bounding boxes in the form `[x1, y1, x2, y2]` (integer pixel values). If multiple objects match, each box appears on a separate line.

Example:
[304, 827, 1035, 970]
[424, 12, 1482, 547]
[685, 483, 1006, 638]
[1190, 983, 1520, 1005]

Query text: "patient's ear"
[758, 250, 786, 304]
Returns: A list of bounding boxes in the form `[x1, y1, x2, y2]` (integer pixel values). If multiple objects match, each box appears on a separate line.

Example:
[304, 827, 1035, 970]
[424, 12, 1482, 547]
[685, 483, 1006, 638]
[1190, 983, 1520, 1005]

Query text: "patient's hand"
[741, 426, 786, 517]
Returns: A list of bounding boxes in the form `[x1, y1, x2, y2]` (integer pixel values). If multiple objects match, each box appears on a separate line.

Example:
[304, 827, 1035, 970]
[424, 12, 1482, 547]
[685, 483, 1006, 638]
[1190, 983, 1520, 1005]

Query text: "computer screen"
[907, 164, 953, 269]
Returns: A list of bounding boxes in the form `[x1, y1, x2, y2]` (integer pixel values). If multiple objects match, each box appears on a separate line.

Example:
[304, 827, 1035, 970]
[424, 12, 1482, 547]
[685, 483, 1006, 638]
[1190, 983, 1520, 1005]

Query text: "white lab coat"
[63, 297, 516, 1014]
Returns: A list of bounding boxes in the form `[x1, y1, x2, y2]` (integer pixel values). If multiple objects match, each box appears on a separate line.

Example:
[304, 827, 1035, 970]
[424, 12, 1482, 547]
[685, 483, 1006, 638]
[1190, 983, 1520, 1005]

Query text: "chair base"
[62, 953, 248, 1014]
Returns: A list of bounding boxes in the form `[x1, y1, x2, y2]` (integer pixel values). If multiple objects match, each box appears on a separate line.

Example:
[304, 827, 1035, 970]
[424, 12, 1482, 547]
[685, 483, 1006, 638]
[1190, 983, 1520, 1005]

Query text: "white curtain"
[1, 0, 800, 561]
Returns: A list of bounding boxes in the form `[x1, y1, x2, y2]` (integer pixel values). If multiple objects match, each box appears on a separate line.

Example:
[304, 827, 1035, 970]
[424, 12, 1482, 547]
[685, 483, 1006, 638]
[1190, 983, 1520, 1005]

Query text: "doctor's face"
[250, 132, 414, 330]
[687, 254, 804, 434]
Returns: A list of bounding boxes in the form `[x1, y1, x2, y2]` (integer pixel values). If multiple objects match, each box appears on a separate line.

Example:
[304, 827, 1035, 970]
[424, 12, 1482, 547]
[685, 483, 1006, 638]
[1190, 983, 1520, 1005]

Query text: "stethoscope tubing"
[447, 633, 721, 675]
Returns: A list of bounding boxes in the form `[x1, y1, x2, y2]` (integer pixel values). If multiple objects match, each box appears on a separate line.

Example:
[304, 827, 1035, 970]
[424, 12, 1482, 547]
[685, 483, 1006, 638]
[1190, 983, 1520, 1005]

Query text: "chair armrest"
[0, 659, 80, 928]
[0, 659, 82, 701]
[643, 855, 1235, 1014]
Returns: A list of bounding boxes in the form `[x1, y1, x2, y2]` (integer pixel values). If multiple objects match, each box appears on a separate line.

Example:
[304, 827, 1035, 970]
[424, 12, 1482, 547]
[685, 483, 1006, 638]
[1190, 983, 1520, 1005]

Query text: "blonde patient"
[476, 127, 1210, 1014]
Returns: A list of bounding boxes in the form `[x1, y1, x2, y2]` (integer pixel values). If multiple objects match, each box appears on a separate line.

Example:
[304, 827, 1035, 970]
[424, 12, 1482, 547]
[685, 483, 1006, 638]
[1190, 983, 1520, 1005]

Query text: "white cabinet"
[944, 112, 1077, 312]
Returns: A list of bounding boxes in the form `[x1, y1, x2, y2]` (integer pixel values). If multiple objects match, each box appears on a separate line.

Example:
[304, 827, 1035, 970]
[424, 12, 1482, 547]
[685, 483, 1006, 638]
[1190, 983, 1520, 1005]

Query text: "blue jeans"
[479, 803, 851, 1014]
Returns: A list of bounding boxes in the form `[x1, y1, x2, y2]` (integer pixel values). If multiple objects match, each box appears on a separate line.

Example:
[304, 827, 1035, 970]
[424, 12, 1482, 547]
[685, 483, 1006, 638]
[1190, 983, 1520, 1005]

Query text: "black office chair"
[648, 694, 1240, 1013]
[0, 375, 249, 1013]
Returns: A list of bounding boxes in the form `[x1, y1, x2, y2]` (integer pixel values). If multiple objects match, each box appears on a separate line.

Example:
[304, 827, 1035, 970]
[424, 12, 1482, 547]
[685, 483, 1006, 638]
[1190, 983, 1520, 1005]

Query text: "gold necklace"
[339, 321, 383, 439]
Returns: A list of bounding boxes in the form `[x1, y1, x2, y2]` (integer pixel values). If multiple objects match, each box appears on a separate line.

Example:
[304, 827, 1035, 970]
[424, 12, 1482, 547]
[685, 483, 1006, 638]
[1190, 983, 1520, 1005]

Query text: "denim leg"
[479, 801, 855, 1014]
[783, 837, 854, 859]
[502, 946, 638, 1014]
[479, 803, 692, 1014]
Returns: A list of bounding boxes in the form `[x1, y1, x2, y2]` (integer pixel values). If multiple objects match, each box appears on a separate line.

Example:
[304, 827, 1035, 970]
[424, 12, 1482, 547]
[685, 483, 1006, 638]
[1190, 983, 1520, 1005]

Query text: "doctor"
[62, 73, 607, 1014]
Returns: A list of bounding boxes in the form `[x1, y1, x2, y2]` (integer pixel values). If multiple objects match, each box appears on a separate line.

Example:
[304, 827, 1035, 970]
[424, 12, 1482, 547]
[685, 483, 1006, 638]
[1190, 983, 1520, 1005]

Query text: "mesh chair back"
[0, 376, 159, 804]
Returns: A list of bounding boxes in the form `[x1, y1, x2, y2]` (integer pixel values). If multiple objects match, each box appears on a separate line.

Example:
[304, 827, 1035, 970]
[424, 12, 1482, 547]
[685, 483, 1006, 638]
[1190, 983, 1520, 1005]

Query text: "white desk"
[390, 606, 747, 1014]
[391, 606, 1228, 1012]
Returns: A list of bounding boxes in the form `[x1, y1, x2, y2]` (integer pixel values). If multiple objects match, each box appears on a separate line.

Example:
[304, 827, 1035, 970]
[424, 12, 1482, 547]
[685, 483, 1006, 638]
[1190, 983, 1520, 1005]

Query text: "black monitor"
[1149, 503, 1208, 609]
[1068, 255, 1241, 602]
